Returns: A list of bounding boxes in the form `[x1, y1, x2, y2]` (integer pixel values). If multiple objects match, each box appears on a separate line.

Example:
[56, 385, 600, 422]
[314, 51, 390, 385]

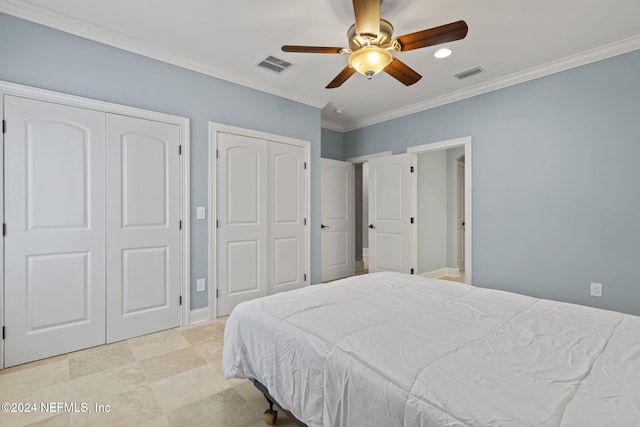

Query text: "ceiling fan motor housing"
[348, 19, 395, 51]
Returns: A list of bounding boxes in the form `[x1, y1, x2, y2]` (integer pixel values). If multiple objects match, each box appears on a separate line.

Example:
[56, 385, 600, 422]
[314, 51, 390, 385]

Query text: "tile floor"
[0, 317, 298, 427]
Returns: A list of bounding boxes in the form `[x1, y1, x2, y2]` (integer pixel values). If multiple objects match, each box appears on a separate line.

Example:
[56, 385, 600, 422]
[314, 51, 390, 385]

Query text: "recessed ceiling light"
[334, 109, 344, 115]
[434, 48, 452, 59]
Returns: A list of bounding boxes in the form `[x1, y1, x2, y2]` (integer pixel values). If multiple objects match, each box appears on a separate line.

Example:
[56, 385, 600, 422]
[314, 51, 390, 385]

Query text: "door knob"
[321, 224, 329, 229]
[368, 224, 375, 229]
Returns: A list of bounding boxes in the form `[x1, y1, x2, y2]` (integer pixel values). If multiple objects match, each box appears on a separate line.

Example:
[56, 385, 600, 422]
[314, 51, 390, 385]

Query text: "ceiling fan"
[281, 0, 468, 88]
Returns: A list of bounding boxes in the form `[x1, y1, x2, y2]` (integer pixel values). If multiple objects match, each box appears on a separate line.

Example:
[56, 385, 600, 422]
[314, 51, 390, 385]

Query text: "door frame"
[407, 136, 473, 284]
[0, 80, 191, 368]
[208, 122, 311, 319]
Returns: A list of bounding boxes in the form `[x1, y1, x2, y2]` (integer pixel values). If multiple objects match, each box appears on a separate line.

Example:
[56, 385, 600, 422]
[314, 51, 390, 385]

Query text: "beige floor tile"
[0, 359, 69, 401]
[137, 414, 171, 427]
[127, 329, 190, 361]
[165, 388, 261, 427]
[69, 362, 146, 403]
[0, 382, 70, 427]
[25, 413, 71, 427]
[69, 385, 162, 427]
[179, 320, 225, 346]
[192, 338, 224, 365]
[68, 341, 136, 380]
[0, 354, 68, 377]
[149, 363, 229, 413]
[139, 347, 207, 382]
[233, 380, 301, 427]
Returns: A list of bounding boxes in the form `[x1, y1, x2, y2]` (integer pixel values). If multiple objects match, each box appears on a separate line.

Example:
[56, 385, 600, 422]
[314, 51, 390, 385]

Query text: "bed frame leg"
[250, 378, 279, 425]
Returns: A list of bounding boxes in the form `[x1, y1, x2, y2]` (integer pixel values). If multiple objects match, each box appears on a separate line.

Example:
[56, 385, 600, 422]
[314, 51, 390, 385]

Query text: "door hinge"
[216, 149, 219, 159]
[178, 145, 182, 155]
[179, 296, 182, 306]
[216, 219, 219, 228]
[2, 326, 5, 340]
[179, 220, 182, 230]
[2, 223, 5, 236]
[216, 289, 219, 298]
[410, 166, 414, 173]
[2, 120, 6, 134]
[410, 217, 414, 224]
[304, 273, 307, 282]
[304, 162, 307, 170]
[304, 218, 307, 226]
[411, 268, 415, 275]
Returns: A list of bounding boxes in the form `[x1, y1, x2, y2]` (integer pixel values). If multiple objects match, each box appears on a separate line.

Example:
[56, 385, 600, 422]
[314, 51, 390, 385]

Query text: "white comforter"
[222, 272, 640, 426]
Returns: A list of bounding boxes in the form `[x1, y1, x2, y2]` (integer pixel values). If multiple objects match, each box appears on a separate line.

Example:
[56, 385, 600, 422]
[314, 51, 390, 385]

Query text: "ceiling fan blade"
[395, 20, 468, 52]
[352, 0, 380, 38]
[282, 45, 344, 54]
[326, 66, 357, 89]
[384, 58, 422, 86]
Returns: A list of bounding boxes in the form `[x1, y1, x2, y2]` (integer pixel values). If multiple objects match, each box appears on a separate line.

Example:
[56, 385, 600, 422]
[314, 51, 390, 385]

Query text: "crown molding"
[343, 34, 640, 132]
[0, 1, 328, 109]
[321, 120, 346, 132]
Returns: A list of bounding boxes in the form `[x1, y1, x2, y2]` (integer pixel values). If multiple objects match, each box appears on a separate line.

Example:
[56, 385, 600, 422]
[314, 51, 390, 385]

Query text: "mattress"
[222, 272, 640, 426]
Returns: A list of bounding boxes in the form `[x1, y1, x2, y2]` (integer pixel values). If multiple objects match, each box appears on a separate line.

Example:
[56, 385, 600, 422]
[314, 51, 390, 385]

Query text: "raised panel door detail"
[122, 247, 168, 314]
[326, 231, 348, 268]
[122, 134, 167, 228]
[375, 233, 403, 272]
[274, 154, 300, 223]
[273, 237, 300, 287]
[227, 241, 260, 294]
[27, 252, 89, 330]
[27, 121, 89, 230]
[323, 167, 348, 220]
[227, 147, 260, 225]
[375, 163, 403, 221]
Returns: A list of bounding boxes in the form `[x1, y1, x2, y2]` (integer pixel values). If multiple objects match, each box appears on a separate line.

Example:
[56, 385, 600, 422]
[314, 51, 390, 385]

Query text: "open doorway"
[409, 137, 472, 284]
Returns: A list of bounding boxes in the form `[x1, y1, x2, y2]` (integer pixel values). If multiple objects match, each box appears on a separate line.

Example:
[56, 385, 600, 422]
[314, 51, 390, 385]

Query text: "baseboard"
[189, 307, 210, 325]
[419, 267, 460, 279]
[355, 260, 364, 272]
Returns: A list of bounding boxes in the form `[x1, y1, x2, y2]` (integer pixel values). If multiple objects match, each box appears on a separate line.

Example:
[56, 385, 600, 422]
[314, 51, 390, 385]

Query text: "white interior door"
[368, 154, 412, 274]
[217, 133, 268, 316]
[268, 142, 306, 294]
[106, 114, 181, 343]
[4, 96, 106, 367]
[321, 158, 354, 282]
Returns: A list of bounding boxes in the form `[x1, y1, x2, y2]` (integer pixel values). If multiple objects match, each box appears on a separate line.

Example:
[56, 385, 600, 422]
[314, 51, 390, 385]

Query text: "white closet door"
[368, 154, 412, 274]
[321, 158, 355, 282]
[4, 96, 106, 367]
[217, 133, 268, 316]
[106, 114, 181, 343]
[268, 142, 306, 294]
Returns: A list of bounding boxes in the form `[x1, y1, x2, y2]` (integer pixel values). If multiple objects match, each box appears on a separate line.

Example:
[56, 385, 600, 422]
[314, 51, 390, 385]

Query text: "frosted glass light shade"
[348, 47, 393, 78]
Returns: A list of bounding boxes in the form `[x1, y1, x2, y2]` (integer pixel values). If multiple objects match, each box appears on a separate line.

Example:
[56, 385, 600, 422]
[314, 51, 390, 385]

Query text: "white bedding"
[222, 272, 640, 426]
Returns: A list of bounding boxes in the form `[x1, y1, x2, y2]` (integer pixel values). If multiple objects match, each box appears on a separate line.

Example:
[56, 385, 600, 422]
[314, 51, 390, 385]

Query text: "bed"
[222, 272, 640, 426]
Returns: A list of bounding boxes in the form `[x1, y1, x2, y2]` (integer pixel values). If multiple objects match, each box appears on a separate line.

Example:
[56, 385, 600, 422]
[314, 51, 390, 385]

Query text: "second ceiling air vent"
[257, 56, 294, 74]
[454, 66, 484, 79]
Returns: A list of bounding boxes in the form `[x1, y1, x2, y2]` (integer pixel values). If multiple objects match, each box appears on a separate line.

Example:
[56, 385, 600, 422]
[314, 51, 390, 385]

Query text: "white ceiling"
[2, 0, 639, 131]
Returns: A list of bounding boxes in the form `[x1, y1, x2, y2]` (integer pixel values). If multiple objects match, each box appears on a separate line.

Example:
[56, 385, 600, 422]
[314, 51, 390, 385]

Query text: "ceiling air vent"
[257, 56, 294, 74]
[454, 66, 484, 79]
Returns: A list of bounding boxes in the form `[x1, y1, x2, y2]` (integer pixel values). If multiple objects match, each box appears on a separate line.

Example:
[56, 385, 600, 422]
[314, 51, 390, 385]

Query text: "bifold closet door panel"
[105, 114, 181, 343]
[216, 133, 268, 317]
[4, 96, 106, 367]
[268, 142, 306, 294]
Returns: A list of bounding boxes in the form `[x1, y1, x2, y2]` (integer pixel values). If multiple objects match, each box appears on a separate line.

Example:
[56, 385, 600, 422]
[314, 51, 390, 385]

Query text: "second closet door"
[106, 114, 182, 342]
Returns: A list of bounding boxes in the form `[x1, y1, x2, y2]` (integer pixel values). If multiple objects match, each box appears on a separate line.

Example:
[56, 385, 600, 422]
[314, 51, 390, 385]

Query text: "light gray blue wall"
[321, 128, 345, 160]
[345, 49, 640, 316]
[417, 150, 447, 273]
[0, 13, 323, 309]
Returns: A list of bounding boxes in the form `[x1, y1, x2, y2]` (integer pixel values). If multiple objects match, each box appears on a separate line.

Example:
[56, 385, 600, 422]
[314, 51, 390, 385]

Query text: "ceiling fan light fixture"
[348, 46, 393, 79]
